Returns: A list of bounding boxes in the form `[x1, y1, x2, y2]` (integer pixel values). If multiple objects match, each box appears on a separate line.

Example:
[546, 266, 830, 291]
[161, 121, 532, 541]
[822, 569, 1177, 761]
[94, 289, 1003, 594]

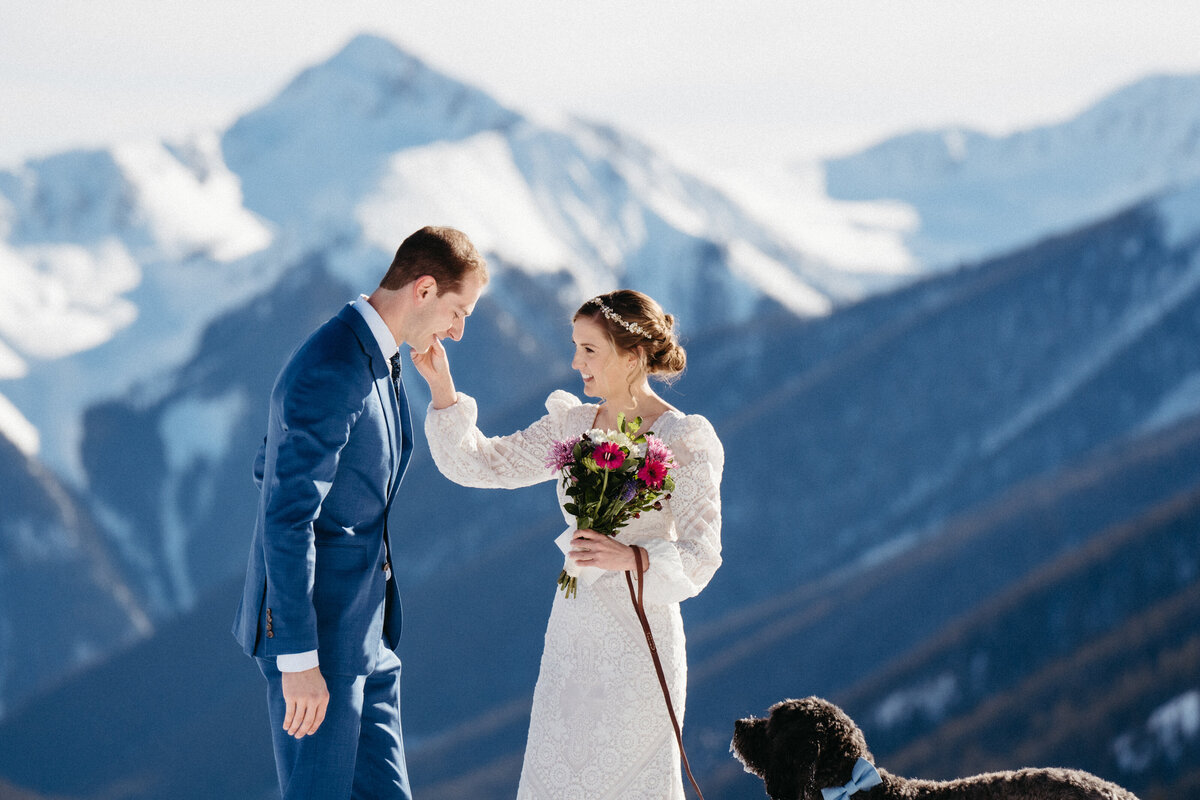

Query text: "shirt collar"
[351, 295, 399, 363]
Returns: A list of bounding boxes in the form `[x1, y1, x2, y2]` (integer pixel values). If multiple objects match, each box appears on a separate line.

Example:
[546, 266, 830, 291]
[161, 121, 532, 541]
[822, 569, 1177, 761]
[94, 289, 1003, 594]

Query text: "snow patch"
[725, 240, 832, 316]
[160, 390, 246, 472]
[858, 531, 919, 571]
[943, 129, 969, 162]
[111, 136, 273, 263]
[0, 238, 140, 359]
[873, 673, 958, 729]
[159, 389, 248, 608]
[0, 392, 38, 456]
[710, 161, 918, 281]
[1113, 689, 1200, 773]
[0, 338, 26, 379]
[357, 133, 574, 273]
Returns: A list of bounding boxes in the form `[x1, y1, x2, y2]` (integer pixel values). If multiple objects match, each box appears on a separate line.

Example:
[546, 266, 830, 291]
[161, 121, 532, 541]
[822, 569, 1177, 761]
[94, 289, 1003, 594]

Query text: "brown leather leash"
[625, 546, 706, 800]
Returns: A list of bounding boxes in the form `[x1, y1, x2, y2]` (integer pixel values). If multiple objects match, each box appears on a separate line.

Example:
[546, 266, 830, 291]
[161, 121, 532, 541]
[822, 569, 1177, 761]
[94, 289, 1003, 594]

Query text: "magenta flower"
[545, 437, 580, 472]
[592, 442, 626, 470]
[638, 458, 668, 489]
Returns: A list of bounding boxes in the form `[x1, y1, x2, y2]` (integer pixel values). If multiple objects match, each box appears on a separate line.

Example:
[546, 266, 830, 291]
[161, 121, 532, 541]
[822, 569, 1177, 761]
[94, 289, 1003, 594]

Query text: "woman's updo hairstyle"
[574, 290, 687, 379]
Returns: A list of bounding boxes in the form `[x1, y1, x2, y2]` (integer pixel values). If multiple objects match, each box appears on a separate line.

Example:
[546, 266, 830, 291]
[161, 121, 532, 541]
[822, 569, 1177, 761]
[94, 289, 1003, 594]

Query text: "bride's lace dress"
[425, 390, 723, 800]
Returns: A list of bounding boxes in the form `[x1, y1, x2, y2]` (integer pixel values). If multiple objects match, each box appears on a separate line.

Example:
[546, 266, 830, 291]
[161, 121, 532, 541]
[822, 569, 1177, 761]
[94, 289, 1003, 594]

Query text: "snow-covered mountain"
[219, 33, 864, 319]
[0, 33, 892, 482]
[823, 73, 1200, 268]
[0, 136, 281, 478]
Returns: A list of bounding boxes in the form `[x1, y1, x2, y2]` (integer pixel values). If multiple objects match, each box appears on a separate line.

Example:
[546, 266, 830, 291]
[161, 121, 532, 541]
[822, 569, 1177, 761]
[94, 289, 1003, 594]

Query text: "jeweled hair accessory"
[590, 297, 654, 339]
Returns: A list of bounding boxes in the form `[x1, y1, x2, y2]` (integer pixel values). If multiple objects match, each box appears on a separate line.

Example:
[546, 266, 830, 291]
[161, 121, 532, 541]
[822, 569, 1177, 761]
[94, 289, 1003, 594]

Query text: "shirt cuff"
[276, 650, 319, 672]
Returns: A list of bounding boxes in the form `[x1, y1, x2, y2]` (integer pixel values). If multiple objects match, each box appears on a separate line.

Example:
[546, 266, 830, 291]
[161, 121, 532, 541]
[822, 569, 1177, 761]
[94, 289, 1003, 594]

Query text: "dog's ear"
[807, 698, 873, 796]
[763, 737, 819, 800]
[761, 703, 824, 800]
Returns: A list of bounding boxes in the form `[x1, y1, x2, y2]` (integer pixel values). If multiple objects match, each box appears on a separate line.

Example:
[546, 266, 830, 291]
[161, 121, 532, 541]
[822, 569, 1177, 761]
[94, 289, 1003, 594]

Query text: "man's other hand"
[281, 666, 329, 738]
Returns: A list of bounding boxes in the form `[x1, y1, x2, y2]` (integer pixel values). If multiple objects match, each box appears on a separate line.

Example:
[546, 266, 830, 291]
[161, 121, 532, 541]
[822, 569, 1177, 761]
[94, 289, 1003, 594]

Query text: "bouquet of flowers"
[546, 413, 676, 598]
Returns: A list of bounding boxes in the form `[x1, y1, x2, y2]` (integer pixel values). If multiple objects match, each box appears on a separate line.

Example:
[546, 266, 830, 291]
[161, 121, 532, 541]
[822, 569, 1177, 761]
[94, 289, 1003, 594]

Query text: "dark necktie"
[389, 352, 402, 393]
[384, 351, 402, 584]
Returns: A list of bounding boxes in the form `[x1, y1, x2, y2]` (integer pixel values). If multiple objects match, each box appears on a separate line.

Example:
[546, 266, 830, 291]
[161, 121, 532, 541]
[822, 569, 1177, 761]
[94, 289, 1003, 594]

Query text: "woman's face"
[571, 317, 636, 401]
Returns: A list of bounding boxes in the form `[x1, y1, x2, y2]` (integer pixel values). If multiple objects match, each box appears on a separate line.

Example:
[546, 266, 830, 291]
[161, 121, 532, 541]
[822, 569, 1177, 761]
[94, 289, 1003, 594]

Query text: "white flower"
[610, 431, 635, 451]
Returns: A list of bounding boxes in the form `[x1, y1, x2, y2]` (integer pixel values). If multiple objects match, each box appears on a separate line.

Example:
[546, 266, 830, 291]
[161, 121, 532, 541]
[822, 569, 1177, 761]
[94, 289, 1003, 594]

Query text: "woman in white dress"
[412, 290, 723, 800]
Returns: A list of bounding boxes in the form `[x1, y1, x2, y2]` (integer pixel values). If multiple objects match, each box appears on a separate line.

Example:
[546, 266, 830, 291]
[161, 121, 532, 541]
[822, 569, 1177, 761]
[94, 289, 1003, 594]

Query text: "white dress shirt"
[276, 296, 399, 673]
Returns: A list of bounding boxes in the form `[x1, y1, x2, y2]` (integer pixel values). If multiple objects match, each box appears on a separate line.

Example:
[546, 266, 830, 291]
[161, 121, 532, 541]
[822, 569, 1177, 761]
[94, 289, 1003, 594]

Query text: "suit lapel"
[393, 369, 413, 494]
[337, 305, 403, 491]
[376, 371, 400, 488]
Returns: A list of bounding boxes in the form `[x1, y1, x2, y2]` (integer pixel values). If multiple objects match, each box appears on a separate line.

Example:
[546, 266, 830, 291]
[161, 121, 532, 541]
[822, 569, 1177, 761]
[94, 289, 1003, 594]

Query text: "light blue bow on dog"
[821, 757, 882, 800]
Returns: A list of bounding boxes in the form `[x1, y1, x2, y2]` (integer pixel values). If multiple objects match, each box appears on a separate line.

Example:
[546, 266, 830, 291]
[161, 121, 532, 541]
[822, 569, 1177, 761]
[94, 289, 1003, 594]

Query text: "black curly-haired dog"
[732, 697, 1138, 800]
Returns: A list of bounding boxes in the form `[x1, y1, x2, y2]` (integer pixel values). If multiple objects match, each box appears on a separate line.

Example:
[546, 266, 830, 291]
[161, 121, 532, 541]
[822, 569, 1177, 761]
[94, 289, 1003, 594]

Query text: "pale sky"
[3, 1, 1200, 171]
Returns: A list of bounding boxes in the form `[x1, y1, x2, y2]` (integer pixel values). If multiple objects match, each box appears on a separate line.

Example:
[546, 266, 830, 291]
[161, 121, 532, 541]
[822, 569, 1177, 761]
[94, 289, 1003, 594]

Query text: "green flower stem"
[557, 570, 577, 599]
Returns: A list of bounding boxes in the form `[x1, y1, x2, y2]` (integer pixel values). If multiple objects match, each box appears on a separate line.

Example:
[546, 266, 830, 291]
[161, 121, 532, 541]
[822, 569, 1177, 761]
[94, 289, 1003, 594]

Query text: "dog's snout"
[731, 716, 770, 775]
[733, 716, 766, 741]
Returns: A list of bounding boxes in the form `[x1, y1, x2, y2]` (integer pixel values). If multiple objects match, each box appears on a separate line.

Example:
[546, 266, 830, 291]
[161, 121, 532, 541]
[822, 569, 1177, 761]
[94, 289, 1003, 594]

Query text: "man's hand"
[281, 666, 329, 738]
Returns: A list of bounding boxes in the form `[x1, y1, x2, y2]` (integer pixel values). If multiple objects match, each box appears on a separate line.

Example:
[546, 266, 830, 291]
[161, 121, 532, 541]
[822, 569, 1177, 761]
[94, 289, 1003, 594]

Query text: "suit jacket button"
[266, 631, 274, 638]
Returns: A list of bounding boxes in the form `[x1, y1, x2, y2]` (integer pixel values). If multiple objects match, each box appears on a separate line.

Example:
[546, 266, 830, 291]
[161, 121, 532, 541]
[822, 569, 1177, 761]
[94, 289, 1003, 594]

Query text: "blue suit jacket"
[233, 303, 412, 675]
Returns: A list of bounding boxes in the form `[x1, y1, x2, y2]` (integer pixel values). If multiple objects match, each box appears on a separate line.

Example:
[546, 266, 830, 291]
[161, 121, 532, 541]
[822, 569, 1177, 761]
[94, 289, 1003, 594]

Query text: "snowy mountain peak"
[824, 71, 1200, 268]
[1, 149, 133, 245]
[330, 31, 426, 71]
[1077, 72, 1200, 131]
[0, 134, 270, 376]
[220, 34, 522, 226]
[1, 134, 269, 262]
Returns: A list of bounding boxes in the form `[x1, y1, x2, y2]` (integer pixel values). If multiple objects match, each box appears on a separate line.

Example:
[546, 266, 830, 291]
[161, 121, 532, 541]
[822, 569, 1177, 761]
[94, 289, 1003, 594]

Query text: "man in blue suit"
[233, 226, 487, 799]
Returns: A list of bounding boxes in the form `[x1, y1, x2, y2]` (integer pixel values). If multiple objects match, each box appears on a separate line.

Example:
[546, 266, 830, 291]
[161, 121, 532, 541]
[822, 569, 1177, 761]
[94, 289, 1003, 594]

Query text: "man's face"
[407, 272, 485, 353]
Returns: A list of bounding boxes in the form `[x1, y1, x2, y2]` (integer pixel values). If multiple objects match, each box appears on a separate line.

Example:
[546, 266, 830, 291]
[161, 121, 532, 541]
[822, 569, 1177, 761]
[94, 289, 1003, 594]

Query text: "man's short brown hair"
[379, 226, 488, 294]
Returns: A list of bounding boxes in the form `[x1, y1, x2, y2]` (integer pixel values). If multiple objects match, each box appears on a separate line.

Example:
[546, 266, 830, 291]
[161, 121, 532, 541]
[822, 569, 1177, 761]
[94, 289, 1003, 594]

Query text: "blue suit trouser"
[258, 641, 411, 800]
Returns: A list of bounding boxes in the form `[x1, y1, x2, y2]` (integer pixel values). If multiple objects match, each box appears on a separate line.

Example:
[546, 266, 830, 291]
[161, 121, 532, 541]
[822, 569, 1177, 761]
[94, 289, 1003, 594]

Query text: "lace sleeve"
[637, 414, 724, 605]
[424, 390, 580, 490]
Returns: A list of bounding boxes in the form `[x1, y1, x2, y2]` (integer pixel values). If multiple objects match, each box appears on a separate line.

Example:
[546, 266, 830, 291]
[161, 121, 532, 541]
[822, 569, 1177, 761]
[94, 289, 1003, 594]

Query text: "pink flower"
[592, 442, 626, 470]
[638, 458, 668, 489]
[545, 437, 580, 471]
[645, 435, 674, 466]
